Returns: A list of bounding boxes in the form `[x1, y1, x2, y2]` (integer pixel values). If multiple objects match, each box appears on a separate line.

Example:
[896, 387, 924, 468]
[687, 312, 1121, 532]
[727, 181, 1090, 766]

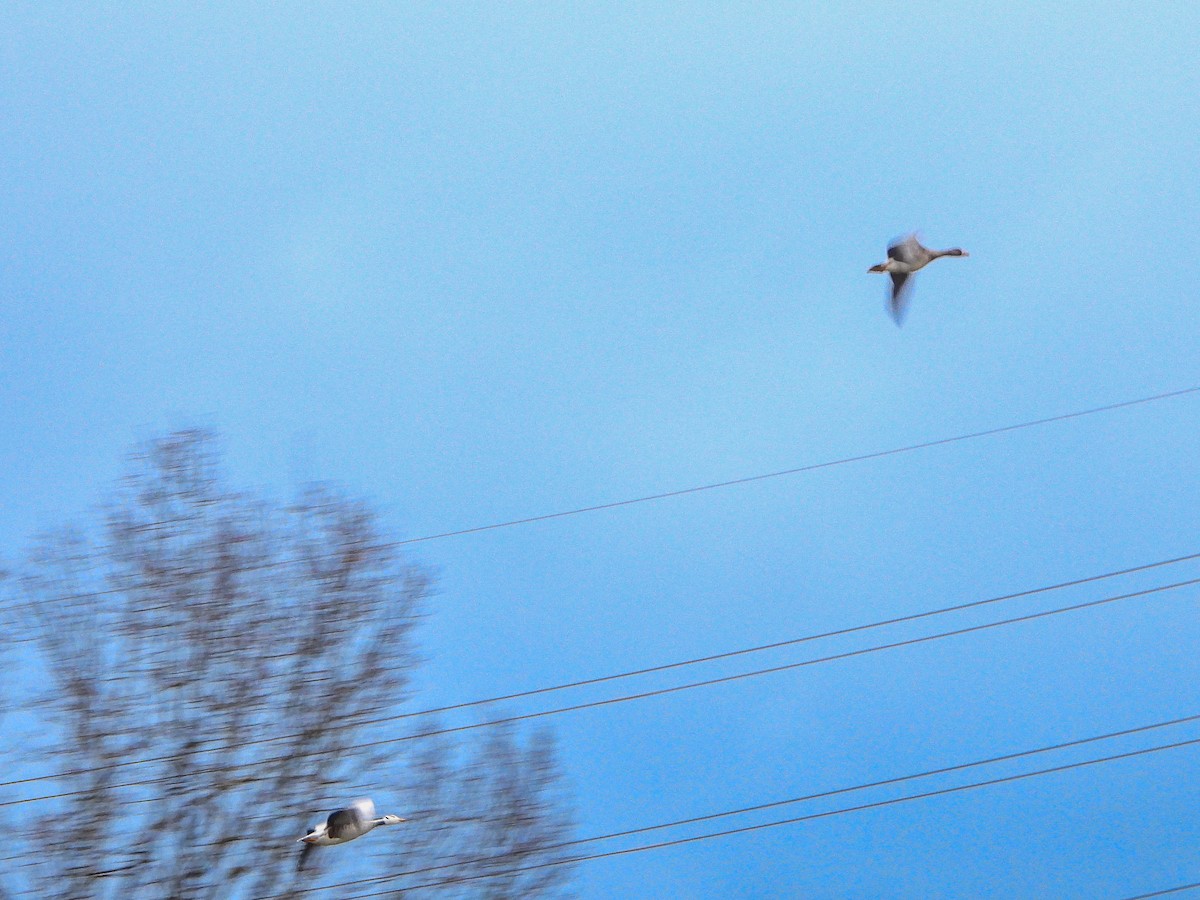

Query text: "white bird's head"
[378, 814, 406, 826]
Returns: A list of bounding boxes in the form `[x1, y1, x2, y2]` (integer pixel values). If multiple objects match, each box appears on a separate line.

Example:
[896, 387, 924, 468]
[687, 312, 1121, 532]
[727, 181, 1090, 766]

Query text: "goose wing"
[325, 806, 367, 840]
[889, 272, 914, 325]
[886, 234, 924, 266]
[297, 842, 315, 872]
[350, 797, 377, 820]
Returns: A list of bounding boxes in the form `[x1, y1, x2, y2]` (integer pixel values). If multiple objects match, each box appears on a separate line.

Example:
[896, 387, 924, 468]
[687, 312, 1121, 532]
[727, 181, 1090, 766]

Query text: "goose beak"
[298, 834, 318, 844]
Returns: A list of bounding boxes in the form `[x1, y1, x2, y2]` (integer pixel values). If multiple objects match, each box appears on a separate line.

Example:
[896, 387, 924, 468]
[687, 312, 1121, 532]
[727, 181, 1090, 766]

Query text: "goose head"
[377, 814, 406, 826]
[937, 248, 968, 257]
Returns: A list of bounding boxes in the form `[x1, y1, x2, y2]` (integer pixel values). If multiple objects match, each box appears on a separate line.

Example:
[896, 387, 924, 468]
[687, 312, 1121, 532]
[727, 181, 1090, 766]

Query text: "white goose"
[868, 233, 969, 324]
[297, 797, 406, 871]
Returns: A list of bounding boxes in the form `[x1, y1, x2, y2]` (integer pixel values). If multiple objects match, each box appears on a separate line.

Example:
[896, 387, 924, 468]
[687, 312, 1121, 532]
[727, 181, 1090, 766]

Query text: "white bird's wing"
[350, 797, 376, 820]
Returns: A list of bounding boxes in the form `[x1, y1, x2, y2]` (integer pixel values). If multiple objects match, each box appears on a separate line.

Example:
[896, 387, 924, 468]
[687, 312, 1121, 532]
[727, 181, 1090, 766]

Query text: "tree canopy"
[3, 429, 574, 899]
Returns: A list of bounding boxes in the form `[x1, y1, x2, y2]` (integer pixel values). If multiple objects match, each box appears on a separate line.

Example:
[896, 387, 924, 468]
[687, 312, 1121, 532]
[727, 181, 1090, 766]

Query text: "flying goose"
[297, 797, 406, 871]
[868, 234, 968, 324]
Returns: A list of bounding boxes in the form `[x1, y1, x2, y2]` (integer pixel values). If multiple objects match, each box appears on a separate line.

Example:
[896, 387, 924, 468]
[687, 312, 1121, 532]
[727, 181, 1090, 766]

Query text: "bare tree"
[3, 430, 574, 899]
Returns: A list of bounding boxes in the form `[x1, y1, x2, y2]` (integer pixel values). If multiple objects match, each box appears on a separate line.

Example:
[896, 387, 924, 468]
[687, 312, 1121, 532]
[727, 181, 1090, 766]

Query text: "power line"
[6, 384, 1198, 619]
[6, 548, 1195, 792]
[1120, 883, 1200, 899]
[277, 710, 1200, 896]
[328, 731, 1200, 897]
[7, 573, 1197, 810]
[390, 385, 1200, 545]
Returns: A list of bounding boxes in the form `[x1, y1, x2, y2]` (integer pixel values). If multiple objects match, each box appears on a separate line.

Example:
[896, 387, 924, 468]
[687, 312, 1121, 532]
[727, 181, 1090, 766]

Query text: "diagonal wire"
[4, 549, 1195, 792]
[278, 710, 1200, 896]
[5, 385, 1198, 616]
[1120, 883, 1200, 899]
[333, 733, 1200, 897]
[392, 385, 1200, 544]
[6, 573, 1198, 810]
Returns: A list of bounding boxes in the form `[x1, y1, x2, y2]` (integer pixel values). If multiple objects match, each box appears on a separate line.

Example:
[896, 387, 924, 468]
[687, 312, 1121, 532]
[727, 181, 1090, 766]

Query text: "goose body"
[868, 234, 968, 324]
[297, 797, 405, 871]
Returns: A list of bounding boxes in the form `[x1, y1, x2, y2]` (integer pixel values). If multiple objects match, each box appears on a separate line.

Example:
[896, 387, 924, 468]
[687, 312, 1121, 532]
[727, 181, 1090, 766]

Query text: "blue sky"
[3, 3, 1199, 897]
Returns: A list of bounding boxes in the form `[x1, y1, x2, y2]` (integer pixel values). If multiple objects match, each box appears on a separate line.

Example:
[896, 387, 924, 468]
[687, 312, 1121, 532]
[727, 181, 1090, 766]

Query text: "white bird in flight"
[297, 797, 406, 871]
[868, 233, 969, 325]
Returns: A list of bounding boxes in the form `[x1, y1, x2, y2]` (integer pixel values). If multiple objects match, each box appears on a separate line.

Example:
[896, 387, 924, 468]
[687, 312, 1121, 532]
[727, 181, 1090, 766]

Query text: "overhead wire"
[320, 729, 1200, 897]
[5, 385, 1198, 617]
[1120, 883, 1200, 899]
[6, 572, 1197, 810]
[5, 549, 1196, 792]
[277, 710, 1200, 896]
[388, 385, 1200, 546]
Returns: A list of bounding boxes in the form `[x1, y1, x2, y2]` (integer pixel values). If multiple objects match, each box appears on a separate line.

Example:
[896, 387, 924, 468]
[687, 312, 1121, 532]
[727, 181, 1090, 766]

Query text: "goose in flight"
[868, 234, 968, 324]
[297, 797, 406, 871]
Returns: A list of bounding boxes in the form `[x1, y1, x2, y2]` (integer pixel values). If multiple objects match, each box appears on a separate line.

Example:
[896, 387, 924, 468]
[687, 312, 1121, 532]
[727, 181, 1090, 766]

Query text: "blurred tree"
[3, 430, 573, 898]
